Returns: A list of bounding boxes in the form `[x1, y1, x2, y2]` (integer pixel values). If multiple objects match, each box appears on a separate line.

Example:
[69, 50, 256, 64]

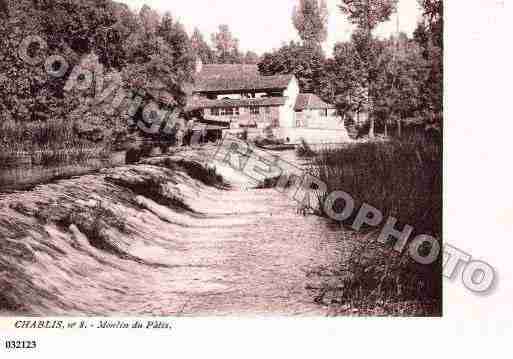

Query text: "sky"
[118, 0, 423, 56]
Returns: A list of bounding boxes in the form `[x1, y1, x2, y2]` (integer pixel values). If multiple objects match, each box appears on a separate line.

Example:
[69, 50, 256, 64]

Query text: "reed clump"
[0, 119, 110, 168]
[307, 135, 442, 315]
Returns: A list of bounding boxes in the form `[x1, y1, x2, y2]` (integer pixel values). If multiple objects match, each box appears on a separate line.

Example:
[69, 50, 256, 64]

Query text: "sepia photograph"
[0, 0, 445, 318]
[5, 0, 513, 356]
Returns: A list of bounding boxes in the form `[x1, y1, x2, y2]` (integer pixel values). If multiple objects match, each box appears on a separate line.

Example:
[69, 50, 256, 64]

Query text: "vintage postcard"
[0, 0, 508, 357]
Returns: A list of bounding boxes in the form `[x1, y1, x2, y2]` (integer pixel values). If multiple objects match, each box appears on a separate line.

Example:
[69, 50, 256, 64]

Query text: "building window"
[250, 107, 260, 115]
[220, 107, 239, 116]
[319, 109, 328, 117]
[210, 107, 243, 116]
[265, 107, 271, 114]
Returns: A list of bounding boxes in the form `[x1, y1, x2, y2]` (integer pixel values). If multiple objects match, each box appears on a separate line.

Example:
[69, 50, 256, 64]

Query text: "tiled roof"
[294, 93, 335, 110]
[193, 64, 294, 93]
[186, 97, 287, 111]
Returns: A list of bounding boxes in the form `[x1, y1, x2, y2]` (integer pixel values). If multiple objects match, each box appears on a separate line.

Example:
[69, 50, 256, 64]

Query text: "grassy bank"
[307, 135, 442, 315]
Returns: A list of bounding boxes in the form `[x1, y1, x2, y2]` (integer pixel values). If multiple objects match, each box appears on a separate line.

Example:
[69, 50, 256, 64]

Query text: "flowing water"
[0, 147, 349, 316]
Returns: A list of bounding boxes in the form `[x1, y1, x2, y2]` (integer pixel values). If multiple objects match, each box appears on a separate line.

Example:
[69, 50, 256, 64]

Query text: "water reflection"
[0, 151, 126, 192]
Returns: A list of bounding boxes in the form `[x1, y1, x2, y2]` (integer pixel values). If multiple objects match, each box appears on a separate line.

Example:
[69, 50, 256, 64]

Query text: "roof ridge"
[193, 66, 294, 93]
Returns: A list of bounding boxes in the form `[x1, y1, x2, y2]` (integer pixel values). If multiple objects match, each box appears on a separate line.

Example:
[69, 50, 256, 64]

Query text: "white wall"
[295, 114, 345, 130]
[280, 76, 300, 128]
[276, 128, 351, 145]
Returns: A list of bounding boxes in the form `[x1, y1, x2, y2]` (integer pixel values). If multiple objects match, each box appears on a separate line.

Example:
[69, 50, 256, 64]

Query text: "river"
[0, 145, 350, 316]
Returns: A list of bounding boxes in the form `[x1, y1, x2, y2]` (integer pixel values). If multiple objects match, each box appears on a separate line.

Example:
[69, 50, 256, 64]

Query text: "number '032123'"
[5, 340, 37, 349]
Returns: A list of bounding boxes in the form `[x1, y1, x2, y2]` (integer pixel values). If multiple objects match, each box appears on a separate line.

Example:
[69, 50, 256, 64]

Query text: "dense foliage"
[414, 0, 443, 115]
[191, 25, 260, 65]
[0, 0, 195, 150]
[339, 0, 399, 30]
[292, 0, 329, 47]
[259, 0, 443, 136]
[258, 41, 326, 93]
[1, 0, 443, 153]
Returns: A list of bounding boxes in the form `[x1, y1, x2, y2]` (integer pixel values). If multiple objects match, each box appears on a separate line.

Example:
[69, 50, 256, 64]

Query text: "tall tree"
[258, 41, 325, 93]
[339, 0, 398, 31]
[0, 0, 132, 122]
[139, 4, 160, 34]
[292, 0, 329, 47]
[123, 8, 195, 106]
[1, 0, 195, 144]
[414, 0, 443, 117]
[322, 32, 427, 137]
[157, 13, 195, 89]
[373, 35, 427, 135]
[319, 41, 368, 121]
[211, 24, 242, 64]
[339, 0, 399, 137]
[417, 0, 443, 49]
[29, 0, 133, 69]
[191, 27, 216, 64]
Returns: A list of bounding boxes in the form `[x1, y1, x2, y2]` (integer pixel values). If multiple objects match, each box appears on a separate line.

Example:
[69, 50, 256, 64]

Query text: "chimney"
[195, 57, 203, 74]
